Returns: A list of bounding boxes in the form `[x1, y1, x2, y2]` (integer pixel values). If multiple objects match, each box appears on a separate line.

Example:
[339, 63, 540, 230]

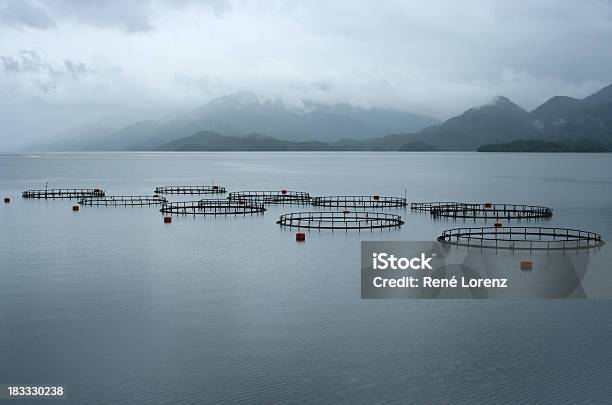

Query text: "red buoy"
[163, 216, 172, 223]
[484, 202, 492, 208]
[520, 260, 533, 271]
[3, 197, 10, 204]
[373, 195, 380, 200]
[494, 221, 503, 228]
[281, 189, 287, 195]
[72, 205, 80, 211]
[296, 232, 306, 242]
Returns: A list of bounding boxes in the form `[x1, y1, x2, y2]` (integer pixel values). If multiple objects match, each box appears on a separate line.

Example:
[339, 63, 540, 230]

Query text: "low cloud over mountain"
[25, 84, 612, 152]
[2, 0, 612, 150]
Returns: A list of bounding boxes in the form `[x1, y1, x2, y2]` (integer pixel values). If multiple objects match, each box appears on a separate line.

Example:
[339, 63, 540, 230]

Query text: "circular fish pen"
[228, 191, 311, 205]
[23, 188, 105, 199]
[79, 195, 168, 206]
[160, 199, 266, 215]
[431, 203, 553, 220]
[410, 202, 479, 212]
[276, 211, 404, 230]
[312, 195, 407, 208]
[437, 226, 604, 250]
[154, 185, 226, 195]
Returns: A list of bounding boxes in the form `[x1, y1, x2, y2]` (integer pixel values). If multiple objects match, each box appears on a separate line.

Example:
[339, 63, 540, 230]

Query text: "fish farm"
[312, 195, 407, 208]
[160, 199, 266, 215]
[410, 201, 478, 212]
[154, 185, 226, 195]
[431, 203, 553, 220]
[437, 226, 604, 250]
[11, 185, 605, 246]
[22, 188, 105, 199]
[79, 195, 168, 206]
[228, 191, 311, 204]
[276, 211, 405, 230]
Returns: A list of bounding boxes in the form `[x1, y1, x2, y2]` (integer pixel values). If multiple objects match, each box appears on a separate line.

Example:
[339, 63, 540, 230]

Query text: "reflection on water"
[1, 152, 612, 404]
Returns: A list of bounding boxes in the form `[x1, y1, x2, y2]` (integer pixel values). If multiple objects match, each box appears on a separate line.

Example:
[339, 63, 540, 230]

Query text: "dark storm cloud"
[0, 0, 155, 32]
[0, 0, 56, 29]
[0, 0, 232, 32]
[0, 0, 611, 150]
[47, 0, 156, 32]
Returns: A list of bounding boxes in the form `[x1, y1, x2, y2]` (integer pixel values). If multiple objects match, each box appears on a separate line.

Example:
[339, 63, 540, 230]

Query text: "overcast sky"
[1, 0, 611, 150]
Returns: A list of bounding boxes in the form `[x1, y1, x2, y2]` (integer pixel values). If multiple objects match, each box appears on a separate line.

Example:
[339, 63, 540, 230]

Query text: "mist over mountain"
[19, 112, 151, 151]
[26, 92, 439, 151]
[24, 84, 612, 152]
[402, 96, 540, 150]
[529, 84, 612, 141]
[344, 84, 612, 151]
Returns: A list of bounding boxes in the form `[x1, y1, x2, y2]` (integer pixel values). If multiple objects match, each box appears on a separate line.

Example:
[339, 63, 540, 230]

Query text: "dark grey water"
[1, 152, 612, 404]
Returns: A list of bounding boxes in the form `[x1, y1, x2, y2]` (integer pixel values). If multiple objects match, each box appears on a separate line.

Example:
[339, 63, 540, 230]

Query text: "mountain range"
[344, 85, 612, 151]
[24, 84, 612, 152]
[26, 92, 438, 151]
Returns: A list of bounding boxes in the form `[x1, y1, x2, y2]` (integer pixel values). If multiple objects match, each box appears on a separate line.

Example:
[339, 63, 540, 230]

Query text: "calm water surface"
[1, 152, 612, 404]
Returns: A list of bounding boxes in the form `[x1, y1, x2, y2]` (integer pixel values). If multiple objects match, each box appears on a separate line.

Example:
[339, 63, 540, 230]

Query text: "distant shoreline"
[477, 139, 610, 153]
[6, 149, 611, 154]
